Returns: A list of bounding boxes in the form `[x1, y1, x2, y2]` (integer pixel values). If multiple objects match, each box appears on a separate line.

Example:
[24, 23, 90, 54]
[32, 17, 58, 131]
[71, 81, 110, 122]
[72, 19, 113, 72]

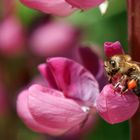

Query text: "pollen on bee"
[128, 79, 137, 90]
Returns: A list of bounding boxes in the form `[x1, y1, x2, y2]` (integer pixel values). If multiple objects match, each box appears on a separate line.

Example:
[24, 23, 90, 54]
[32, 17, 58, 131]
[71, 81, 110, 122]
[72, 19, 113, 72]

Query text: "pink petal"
[28, 84, 88, 130]
[38, 63, 59, 90]
[20, 0, 76, 16]
[46, 57, 99, 104]
[17, 90, 67, 136]
[95, 84, 139, 124]
[78, 47, 107, 90]
[38, 64, 48, 79]
[66, 112, 97, 136]
[66, 0, 104, 9]
[104, 41, 124, 57]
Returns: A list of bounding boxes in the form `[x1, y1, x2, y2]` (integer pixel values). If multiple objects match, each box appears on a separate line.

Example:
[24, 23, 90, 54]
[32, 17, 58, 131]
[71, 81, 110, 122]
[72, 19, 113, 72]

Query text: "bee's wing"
[130, 61, 140, 66]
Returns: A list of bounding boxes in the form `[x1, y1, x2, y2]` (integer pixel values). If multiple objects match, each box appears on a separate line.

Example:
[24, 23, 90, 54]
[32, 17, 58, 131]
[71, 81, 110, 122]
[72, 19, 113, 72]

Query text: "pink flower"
[0, 16, 24, 56]
[20, 0, 104, 16]
[20, 0, 76, 16]
[66, 0, 104, 9]
[95, 84, 139, 124]
[30, 44, 107, 90]
[95, 41, 140, 124]
[17, 57, 99, 136]
[30, 21, 80, 57]
[104, 41, 124, 57]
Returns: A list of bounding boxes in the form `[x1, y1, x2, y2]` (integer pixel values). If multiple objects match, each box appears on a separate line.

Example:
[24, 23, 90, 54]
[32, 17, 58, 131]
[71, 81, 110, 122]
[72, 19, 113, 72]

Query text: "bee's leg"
[114, 75, 127, 89]
[114, 76, 124, 88]
[120, 84, 129, 94]
[108, 77, 112, 83]
[107, 75, 112, 83]
[114, 82, 120, 88]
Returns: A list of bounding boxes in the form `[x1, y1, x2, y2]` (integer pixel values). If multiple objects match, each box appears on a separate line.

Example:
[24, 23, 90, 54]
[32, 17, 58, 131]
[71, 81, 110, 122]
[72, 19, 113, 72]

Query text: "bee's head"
[104, 58, 120, 76]
[104, 54, 132, 76]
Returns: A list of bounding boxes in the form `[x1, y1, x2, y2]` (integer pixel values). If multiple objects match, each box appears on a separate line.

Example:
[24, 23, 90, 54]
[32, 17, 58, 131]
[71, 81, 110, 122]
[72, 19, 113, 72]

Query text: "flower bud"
[104, 41, 124, 57]
[17, 58, 99, 136]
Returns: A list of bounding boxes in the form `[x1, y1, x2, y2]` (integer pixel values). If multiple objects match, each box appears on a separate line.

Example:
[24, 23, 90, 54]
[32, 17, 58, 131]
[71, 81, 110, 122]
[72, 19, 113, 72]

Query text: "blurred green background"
[17, 0, 128, 50]
[14, 0, 130, 140]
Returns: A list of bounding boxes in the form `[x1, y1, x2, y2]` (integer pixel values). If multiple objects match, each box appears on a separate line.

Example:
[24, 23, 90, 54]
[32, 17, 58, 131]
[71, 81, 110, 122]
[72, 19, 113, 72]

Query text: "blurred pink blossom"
[95, 84, 139, 124]
[95, 41, 139, 124]
[17, 57, 99, 136]
[30, 22, 80, 57]
[0, 16, 24, 56]
[20, 0, 104, 16]
[66, 0, 104, 9]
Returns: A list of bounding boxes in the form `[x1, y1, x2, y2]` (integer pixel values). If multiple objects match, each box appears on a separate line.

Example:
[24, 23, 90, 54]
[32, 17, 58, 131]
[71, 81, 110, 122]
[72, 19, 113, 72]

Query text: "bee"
[104, 54, 140, 96]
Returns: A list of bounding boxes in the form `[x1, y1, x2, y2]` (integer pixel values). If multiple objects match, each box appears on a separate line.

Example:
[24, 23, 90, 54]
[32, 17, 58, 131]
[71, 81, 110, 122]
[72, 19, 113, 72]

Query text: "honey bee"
[104, 54, 140, 96]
